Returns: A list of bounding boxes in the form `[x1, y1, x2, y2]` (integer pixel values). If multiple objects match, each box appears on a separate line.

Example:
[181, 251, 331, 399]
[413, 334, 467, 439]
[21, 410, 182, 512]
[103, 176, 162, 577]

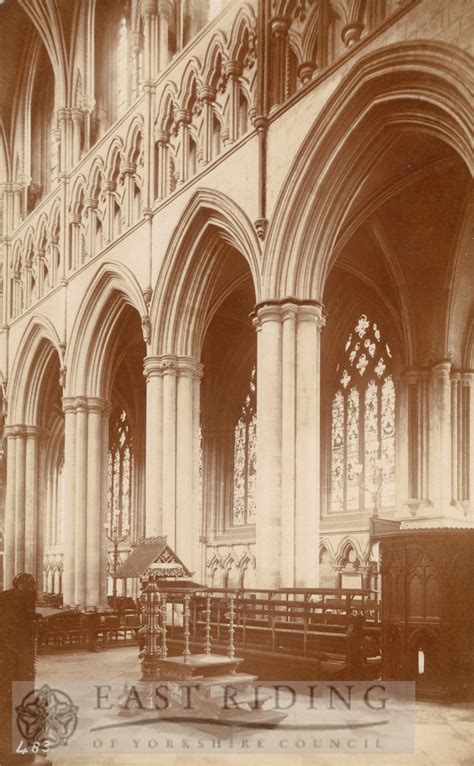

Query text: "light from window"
[331, 314, 396, 513]
[232, 367, 257, 525]
[107, 407, 133, 534]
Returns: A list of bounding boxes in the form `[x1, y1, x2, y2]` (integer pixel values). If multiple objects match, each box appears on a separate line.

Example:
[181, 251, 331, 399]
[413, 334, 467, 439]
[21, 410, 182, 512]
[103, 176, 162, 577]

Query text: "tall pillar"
[253, 304, 283, 588]
[74, 399, 88, 605]
[3, 428, 17, 588]
[158, 0, 173, 72]
[24, 427, 40, 576]
[86, 398, 105, 604]
[14, 426, 26, 575]
[429, 361, 452, 514]
[161, 357, 177, 545]
[144, 356, 164, 536]
[62, 399, 76, 604]
[142, 0, 159, 82]
[143, 354, 202, 570]
[63, 396, 109, 606]
[294, 304, 325, 586]
[175, 358, 202, 576]
[3, 424, 47, 588]
[253, 300, 325, 588]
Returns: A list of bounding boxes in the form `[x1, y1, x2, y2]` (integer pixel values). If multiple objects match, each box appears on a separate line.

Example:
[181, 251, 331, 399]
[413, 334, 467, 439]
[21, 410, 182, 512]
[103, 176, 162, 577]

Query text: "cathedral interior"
[0, 0, 472, 609]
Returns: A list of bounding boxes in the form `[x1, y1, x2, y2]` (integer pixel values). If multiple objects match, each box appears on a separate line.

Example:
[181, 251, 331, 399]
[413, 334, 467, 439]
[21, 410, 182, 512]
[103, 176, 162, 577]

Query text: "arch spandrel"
[263, 41, 474, 304]
[150, 188, 262, 358]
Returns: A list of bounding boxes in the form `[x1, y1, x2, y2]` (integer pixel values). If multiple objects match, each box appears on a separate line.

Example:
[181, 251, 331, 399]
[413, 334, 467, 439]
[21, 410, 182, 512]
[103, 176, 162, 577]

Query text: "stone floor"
[35, 647, 473, 766]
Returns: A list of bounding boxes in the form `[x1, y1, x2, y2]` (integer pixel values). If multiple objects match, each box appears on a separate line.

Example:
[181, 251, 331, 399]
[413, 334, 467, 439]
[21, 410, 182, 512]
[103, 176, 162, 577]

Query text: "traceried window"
[331, 314, 396, 513]
[232, 367, 257, 526]
[107, 407, 133, 534]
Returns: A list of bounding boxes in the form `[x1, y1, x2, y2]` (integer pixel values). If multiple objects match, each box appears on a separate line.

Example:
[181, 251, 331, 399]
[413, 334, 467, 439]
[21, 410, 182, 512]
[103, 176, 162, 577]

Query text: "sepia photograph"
[0, 0, 472, 764]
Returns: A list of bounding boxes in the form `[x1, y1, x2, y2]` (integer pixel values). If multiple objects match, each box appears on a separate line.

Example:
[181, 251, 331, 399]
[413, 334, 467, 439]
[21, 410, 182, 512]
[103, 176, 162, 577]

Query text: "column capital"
[251, 298, 326, 329]
[87, 396, 109, 415]
[143, 354, 203, 380]
[431, 360, 452, 378]
[25, 425, 47, 440]
[62, 396, 88, 414]
[461, 370, 474, 384]
[4, 424, 26, 438]
[270, 16, 290, 38]
[141, 0, 158, 17]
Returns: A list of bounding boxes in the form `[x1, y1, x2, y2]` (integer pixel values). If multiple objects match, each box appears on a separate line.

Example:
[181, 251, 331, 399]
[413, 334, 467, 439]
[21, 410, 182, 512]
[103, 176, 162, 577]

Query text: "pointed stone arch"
[263, 41, 473, 302]
[150, 188, 262, 357]
[66, 261, 148, 398]
[8, 315, 63, 425]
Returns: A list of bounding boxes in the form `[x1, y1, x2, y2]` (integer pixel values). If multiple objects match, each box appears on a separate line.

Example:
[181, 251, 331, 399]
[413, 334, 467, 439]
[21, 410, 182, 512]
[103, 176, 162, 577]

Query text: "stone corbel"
[331, 0, 366, 47]
[141, 315, 152, 345]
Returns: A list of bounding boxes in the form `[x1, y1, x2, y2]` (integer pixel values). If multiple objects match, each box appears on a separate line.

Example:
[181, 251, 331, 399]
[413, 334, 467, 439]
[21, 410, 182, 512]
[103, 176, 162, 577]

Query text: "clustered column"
[4, 424, 45, 589]
[252, 300, 326, 588]
[62, 396, 109, 606]
[144, 355, 203, 575]
[401, 362, 473, 521]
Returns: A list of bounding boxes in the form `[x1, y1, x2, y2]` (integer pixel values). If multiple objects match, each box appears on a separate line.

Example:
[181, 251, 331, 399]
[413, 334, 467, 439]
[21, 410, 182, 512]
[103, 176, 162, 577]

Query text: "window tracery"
[232, 367, 257, 526]
[331, 314, 396, 513]
[107, 407, 133, 534]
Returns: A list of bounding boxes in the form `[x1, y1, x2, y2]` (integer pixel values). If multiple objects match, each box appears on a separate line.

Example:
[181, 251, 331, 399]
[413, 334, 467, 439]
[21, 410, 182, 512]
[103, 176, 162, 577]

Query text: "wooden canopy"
[114, 536, 192, 579]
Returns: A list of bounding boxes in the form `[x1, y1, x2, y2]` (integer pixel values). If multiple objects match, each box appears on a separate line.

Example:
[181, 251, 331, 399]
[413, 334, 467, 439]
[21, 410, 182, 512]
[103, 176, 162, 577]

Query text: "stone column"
[155, 130, 170, 200]
[461, 372, 473, 515]
[62, 398, 76, 604]
[86, 398, 105, 605]
[24, 426, 40, 577]
[74, 399, 88, 605]
[161, 356, 178, 545]
[158, 0, 173, 72]
[253, 304, 283, 588]
[175, 357, 202, 575]
[294, 304, 325, 587]
[144, 356, 164, 536]
[142, 0, 159, 82]
[14, 426, 26, 575]
[144, 354, 202, 570]
[270, 17, 289, 106]
[253, 300, 325, 588]
[225, 61, 242, 144]
[62, 396, 109, 606]
[3, 428, 17, 588]
[175, 109, 191, 185]
[198, 86, 216, 164]
[429, 361, 452, 515]
[71, 108, 84, 166]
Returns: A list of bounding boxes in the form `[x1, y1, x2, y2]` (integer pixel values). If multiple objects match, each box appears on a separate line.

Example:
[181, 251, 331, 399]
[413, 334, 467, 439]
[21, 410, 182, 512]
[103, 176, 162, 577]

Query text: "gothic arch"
[8, 316, 63, 425]
[202, 31, 228, 86]
[263, 42, 473, 302]
[335, 536, 364, 568]
[104, 137, 124, 182]
[150, 188, 262, 357]
[66, 261, 148, 398]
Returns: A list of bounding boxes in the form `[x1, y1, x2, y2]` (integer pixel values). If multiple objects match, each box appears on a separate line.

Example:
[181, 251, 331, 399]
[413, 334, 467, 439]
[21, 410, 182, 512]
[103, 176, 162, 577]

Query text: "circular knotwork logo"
[16, 684, 78, 748]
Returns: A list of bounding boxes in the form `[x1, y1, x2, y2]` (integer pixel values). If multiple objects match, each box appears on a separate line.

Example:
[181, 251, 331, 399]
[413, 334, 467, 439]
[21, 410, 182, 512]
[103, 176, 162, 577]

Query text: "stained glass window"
[331, 314, 396, 513]
[107, 407, 133, 535]
[232, 367, 257, 526]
